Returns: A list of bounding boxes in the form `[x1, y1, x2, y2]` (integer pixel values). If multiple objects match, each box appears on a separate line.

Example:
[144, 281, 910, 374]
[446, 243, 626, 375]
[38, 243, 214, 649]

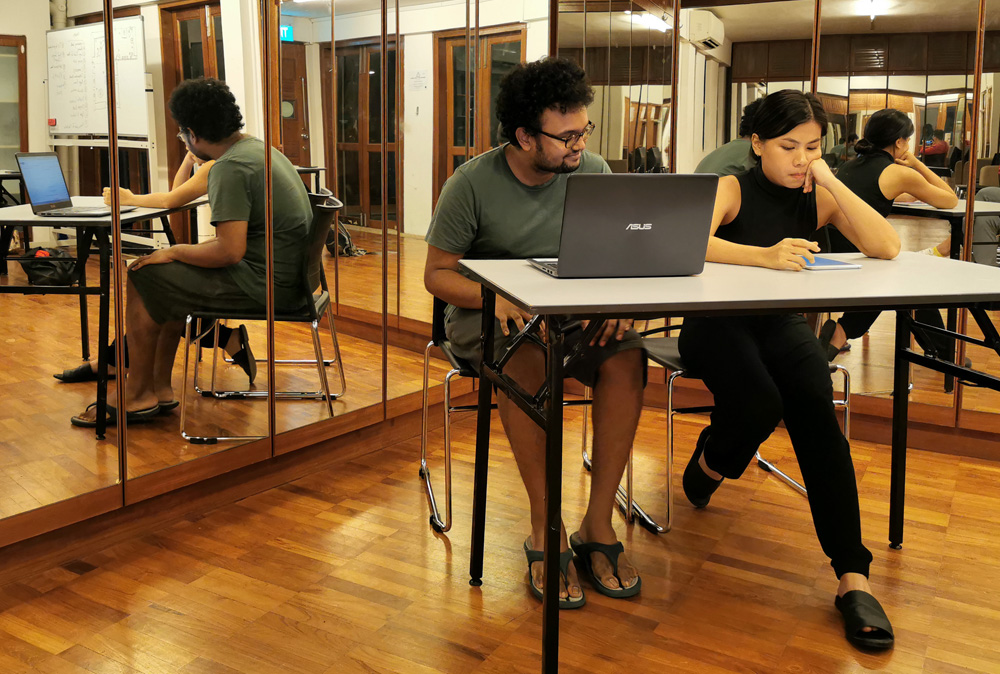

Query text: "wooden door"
[0, 35, 28, 180]
[280, 42, 310, 167]
[433, 26, 525, 204]
[334, 41, 398, 229]
[477, 33, 523, 154]
[159, 1, 224, 242]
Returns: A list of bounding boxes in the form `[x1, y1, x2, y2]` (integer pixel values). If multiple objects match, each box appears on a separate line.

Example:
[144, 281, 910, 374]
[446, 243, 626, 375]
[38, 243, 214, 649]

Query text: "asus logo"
[625, 223, 652, 230]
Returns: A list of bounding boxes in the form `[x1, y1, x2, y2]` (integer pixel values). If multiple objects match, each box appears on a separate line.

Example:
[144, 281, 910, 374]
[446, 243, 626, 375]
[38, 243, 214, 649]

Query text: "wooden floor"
[0, 413, 997, 672]
[0, 261, 455, 519]
[3, 212, 1000, 519]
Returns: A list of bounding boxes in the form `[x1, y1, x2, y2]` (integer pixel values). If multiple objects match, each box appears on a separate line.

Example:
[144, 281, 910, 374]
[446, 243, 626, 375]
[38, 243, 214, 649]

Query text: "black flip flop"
[70, 403, 161, 428]
[569, 531, 641, 598]
[834, 590, 895, 650]
[54, 362, 114, 383]
[158, 400, 180, 413]
[523, 537, 585, 609]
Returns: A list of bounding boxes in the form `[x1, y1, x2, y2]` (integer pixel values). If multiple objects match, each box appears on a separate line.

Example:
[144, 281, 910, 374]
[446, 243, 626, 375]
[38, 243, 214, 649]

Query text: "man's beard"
[533, 147, 581, 174]
[189, 147, 213, 162]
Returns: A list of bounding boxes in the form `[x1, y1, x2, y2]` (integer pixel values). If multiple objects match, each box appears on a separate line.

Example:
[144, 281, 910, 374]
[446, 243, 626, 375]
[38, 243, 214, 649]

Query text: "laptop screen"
[17, 154, 72, 208]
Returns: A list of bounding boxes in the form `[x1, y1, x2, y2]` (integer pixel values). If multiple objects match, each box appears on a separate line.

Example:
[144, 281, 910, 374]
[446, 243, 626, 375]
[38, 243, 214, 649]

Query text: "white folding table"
[460, 252, 1000, 674]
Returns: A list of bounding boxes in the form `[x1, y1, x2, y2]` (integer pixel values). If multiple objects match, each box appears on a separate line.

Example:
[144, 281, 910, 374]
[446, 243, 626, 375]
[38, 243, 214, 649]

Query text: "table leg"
[0, 224, 14, 276]
[469, 288, 496, 586]
[76, 229, 94, 361]
[542, 317, 564, 674]
[95, 229, 111, 439]
[889, 311, 910, 549]
[944, 215, 963, 392]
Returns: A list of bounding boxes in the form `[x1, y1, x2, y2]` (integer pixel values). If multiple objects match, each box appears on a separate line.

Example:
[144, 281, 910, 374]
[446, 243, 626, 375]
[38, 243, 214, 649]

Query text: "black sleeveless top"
[835, 149, 895, 216]
[717, 162, 817, 247]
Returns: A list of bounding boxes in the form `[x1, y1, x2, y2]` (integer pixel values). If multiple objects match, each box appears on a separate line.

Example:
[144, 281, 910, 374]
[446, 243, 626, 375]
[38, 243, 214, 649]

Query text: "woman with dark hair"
[678, 90, 898, 650]
[818, 108, 959, 360]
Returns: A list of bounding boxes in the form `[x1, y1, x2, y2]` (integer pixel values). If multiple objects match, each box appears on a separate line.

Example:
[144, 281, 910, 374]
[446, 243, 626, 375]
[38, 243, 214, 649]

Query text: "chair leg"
[420, 359, 460, 534]
[580, 385, 591, 468]
[755, 451, 807, 495]
[325, 302, 347, 398]
[420, 340, 457, 533]
[310, 319, 334, 418]
[756, 366, 851, 497]
[180, 316, 194, 441]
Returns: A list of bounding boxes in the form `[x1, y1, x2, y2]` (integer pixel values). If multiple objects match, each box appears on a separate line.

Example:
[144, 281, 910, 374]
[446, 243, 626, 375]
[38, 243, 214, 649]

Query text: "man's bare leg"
[577, 348, 643, 590]
[152, 321, 184, 404]
[121, 278, 164, 412]
[496, 343, 582, 601]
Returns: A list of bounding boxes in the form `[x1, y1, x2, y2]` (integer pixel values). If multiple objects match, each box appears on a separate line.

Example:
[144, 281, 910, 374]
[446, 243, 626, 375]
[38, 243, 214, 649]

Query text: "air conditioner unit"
[689, 10, 724, 50]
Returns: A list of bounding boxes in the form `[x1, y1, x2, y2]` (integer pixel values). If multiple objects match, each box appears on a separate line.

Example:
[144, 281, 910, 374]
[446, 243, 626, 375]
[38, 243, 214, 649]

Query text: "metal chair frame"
[180, 193, 346, 444]
[583, 323, 851, 534]
[419, 301, 592, 533]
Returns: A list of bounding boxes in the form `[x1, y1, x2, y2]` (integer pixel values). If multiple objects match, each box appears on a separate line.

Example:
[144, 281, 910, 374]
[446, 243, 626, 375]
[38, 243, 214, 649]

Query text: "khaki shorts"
[444, 305, 647, 388]
[128, 261, 263, 325]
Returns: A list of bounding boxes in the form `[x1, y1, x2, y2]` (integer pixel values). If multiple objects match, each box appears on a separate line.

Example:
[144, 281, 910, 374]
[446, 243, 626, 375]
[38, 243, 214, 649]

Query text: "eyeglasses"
[176, 129, 188, 142]
[534, 122, 595, 149]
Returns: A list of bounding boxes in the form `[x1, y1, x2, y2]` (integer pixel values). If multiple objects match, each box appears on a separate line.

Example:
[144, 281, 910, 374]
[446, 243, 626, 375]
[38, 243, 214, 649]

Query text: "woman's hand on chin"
[803, 158, 836, 193]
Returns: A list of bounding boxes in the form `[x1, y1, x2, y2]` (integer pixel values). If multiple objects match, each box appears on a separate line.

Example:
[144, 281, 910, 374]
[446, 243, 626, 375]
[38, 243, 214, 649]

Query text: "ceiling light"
[632, 12, 670, 33]
[857, 0, 889, 20]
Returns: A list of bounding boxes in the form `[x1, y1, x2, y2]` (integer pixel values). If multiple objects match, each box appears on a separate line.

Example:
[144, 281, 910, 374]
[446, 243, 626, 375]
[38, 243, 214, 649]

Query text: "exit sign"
[279, 25, 294, 42]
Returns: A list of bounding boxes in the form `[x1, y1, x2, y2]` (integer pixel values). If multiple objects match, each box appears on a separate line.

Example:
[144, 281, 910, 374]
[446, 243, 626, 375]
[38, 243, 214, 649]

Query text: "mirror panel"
[676, 0, 814, 174]
[272, 0, 386, 435]
[118, 1, 273, 474]
[817, 0, 977, 407]
[961, 2, 1000, 422]
[0, 4, 121, 518]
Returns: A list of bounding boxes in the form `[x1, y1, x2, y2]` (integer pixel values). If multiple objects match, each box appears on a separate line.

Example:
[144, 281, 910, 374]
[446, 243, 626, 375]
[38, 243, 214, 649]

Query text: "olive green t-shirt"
[425, 144, 611, 345]
[207, 137, 312, 309]
[695, 138, 754, 177]
[425, 144, 612, 260]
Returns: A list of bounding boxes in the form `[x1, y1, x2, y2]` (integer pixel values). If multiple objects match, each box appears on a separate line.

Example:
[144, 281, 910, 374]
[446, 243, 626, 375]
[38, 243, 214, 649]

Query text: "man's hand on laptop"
[581, 319, 634, 346]
[496, 296, 533, 336]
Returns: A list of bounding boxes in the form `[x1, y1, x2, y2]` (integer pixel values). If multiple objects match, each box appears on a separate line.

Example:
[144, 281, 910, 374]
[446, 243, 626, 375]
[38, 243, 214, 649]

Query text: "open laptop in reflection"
[15, 152, 136, 217]
[528, 173, 719, 278]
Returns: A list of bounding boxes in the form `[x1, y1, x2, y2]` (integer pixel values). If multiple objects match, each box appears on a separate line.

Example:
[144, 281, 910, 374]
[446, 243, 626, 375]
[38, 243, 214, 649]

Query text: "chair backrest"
[431, 296, 449, 347]
[981, 164, 1000, 188]
[303, 192, 343, 305]
[953, 160, 965, 185]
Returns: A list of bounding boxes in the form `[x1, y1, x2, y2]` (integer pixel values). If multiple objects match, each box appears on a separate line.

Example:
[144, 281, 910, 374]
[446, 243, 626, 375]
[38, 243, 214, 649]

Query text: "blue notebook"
[803, 256, 862, 271]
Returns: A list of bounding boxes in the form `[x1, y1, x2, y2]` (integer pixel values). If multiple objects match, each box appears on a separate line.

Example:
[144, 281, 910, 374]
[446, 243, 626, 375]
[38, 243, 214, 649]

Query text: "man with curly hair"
[72, 77, 312, 427]
[424, 57, 644, 607]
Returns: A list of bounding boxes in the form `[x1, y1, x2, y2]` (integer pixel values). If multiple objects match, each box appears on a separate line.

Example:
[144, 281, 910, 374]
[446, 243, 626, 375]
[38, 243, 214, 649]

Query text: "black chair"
[419, 300, 593, 533]
[179, 192, 346, 444]
[588, 326, 851, 533]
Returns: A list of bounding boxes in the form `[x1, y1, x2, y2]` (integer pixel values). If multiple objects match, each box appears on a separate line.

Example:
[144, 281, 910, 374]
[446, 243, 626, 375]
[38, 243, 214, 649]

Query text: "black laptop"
[15, 152, 136, 217]
[528, 173, 719, 279]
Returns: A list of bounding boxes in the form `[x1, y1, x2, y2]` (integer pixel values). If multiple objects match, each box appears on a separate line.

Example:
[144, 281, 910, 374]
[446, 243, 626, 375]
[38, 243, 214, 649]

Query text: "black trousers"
[827, 226, 953, 357]
[678, 314, 873, 578]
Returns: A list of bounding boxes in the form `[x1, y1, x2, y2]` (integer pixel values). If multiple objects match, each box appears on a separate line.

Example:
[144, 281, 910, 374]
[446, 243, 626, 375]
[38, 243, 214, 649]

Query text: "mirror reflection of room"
[814, 0, 980, 404]
[0, 2, 122, 519]
[558, 4, 672, 173]
[961, 0, 1000, 420]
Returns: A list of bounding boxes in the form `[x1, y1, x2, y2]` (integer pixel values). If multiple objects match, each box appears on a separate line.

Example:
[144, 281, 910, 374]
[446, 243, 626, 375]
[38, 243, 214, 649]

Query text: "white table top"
[0, 195, 207, 226]
[891, 199, 1000, 217]
[461, 253, 1000, 316]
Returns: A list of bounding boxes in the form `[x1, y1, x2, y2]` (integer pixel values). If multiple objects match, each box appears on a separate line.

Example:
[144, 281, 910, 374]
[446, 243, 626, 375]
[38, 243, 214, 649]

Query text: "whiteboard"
[46, 16, 148, 137]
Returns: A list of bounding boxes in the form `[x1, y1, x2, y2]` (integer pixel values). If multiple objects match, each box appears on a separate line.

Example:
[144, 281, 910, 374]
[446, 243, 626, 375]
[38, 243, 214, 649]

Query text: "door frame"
[333, 36, 401, 230]
[432, 23, 526, 206]
[0, 35, 28, 155]
[159, 0, 224, 192]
